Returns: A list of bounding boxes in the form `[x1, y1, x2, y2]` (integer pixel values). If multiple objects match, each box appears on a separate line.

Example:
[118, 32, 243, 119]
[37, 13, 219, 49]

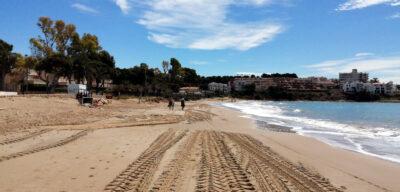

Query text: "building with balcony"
[342, 81, 398, 95]
[339, 69, 369, 85]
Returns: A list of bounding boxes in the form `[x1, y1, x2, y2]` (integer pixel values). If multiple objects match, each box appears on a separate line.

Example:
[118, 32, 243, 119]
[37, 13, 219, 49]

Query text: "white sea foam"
[293, 109, 302, 113]
[219, 101, 400, 164]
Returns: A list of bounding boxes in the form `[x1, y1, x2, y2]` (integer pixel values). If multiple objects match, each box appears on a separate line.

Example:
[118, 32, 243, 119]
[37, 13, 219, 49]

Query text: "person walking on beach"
[168, 98, 174, 110]
[180, 98, 185, 111]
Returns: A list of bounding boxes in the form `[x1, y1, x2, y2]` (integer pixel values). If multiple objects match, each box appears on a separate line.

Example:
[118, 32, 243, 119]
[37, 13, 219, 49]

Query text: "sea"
[216, 100, 400, 164]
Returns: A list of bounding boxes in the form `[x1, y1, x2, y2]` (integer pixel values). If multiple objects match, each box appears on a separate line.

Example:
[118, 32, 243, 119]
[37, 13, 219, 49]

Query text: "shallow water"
[217, 100, 400, 164]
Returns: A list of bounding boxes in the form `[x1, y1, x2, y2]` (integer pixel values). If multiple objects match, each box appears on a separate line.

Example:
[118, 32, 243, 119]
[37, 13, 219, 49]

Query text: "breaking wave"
[218, 101, 400, 164]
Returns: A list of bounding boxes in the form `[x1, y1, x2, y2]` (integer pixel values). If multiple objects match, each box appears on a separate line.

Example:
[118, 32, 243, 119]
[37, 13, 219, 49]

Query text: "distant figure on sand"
[168, 98, 174, 110]
[181, 98, 185, 110]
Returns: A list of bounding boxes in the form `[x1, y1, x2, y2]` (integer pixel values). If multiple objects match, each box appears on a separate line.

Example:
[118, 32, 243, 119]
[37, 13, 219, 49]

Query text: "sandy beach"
[0, 95, 399, 192]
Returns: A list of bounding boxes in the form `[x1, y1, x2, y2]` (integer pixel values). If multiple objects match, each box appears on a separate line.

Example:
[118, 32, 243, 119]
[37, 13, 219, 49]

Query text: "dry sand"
[0, 95, 399, 192]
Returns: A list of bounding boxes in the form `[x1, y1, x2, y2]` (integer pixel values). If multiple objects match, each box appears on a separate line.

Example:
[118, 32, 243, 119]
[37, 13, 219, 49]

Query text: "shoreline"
[209, 104, 400, 192]
[214, 99, 400, 165]
[256, 114, 400, 165]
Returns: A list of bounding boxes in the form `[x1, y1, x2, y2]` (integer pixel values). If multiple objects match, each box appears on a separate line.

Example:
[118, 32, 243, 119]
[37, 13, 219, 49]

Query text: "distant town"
[228, 69, 398, 95]
[208, 69, 399, 101]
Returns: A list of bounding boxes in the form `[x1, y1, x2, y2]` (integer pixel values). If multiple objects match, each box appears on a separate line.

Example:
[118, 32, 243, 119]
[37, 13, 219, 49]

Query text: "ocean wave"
[221, 101, 400, 141]
[219, 101, 400, 164]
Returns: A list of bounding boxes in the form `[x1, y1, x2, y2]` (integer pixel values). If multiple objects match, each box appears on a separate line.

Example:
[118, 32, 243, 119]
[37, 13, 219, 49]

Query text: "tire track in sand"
[0, 130, 88, 162]
[0, 129, 51, 145]
[104, 129, 188, 192]
[196, 131, 256, 192]
[101, 130, 343, 192]
[150, 131, 200, 192]
[225, 133, 343, 192]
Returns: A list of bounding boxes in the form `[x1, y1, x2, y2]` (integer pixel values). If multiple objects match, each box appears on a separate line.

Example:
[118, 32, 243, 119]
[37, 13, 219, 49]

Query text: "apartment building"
[342, 81, 398, 95]
[208, 82, 230, 94]
[339, 69, 369, 85]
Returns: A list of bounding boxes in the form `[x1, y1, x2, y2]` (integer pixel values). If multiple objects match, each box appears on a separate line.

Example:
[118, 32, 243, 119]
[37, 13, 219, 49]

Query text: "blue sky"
[1, 0, 400, 82]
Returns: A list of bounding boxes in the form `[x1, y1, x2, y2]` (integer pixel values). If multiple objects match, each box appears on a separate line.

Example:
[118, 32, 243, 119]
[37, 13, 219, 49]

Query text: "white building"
[339, 69, 369, 85]
[384, 82, 398, 95]
[208, 82, 230, 94]
[342, 81, 398, 95]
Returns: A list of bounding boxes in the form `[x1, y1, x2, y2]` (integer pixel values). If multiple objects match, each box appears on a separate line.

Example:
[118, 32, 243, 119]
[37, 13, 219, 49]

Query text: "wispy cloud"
[236, 0, 273, 6]
[388, 12, 400, 19]
[190, 60, 209, 65]
[305, 54, 400, 83]
[137, 0, 285, 51]
[113, 0, 131, 14]
[337, 0, 400, 11]
[71, 3, 98, 14]
[355, 52, 374, 57]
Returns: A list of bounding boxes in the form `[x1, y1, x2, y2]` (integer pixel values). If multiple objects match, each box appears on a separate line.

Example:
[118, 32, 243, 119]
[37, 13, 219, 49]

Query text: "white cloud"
[71, 3, 98, 14]
[137, 0, 284, 50]
[190, 60, 209, 65]
[235, 0, 273, 6]
[355, 52, 374, 57]
[113, 0, 131, 14]
[148, 33, 180, 47]
[337, 0, 400, 11]
[306, 54, 400, 83]
[188, 24, 282, 50]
